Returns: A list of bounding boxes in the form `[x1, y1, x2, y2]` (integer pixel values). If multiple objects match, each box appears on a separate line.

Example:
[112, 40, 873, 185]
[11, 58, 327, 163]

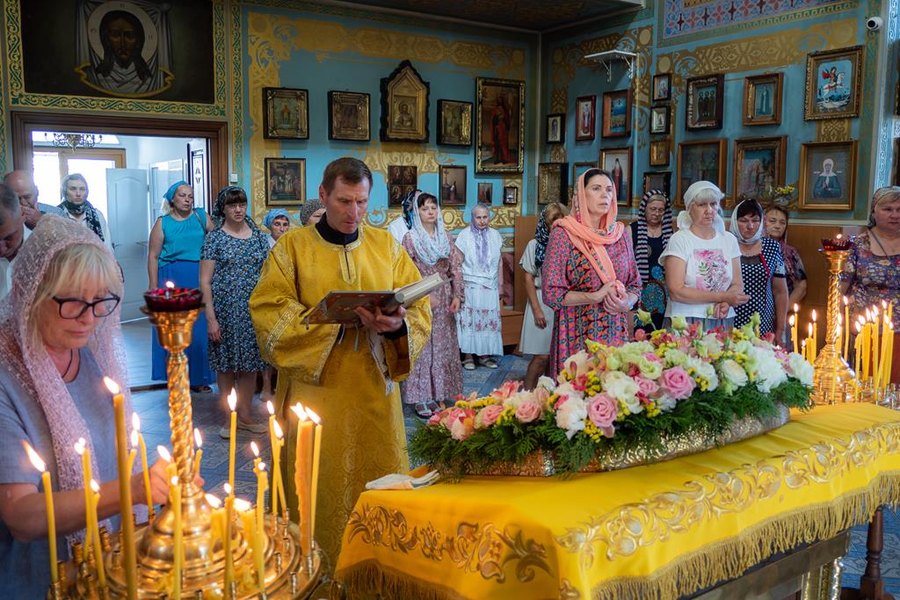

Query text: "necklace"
[870, 228, 900, 256]
[59, 349, 75, 380]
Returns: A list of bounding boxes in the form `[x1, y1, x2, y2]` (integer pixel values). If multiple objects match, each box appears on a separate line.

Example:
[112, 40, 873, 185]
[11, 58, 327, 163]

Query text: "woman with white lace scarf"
[455, 203, 504, 370]
[0, 216, 168, 598]
[56, 173, 112, 250]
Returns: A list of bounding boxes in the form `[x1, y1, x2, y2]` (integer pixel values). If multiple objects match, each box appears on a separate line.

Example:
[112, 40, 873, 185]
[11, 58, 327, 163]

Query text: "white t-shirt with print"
[658, 228, 741, 319]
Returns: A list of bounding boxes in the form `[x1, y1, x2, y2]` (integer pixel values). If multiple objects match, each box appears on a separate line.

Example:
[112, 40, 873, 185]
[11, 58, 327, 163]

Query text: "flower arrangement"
[410, 318, 814, 477]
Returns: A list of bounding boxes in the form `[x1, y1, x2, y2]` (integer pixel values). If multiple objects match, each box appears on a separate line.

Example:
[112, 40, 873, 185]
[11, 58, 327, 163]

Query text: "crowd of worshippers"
[0, 160, 897, 595]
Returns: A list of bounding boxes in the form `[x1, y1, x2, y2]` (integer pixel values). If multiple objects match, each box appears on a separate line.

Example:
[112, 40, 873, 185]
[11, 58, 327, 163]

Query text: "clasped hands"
[710, 289, 752, 319]
[355, 305, 406, 334]
[596, 280, 631, 313]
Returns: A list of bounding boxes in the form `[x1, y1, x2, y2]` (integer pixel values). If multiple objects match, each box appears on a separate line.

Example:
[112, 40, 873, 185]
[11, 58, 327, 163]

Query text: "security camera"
[866, 16, 883, 30]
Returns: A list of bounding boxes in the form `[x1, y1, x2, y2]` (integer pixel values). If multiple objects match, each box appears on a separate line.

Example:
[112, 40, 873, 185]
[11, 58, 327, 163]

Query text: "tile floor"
[126, 319, 898, 594]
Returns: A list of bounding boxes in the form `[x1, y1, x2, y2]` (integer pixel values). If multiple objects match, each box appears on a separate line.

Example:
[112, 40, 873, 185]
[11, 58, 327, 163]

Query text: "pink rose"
[476, 404, 505, 429]
[659, 366, 695, 400]
[634, 377, 660, 398]
[491, 380, 521, 400]
[515, 400, 542, 424]
[633, 328, 647, 341]
[533, 387, 550, 406]
[587, 393, 617, 437]
[441, 406, 474, 429]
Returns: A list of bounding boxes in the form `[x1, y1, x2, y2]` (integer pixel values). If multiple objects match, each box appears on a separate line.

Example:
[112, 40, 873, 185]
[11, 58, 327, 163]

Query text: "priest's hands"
[356, 305, 406, 333]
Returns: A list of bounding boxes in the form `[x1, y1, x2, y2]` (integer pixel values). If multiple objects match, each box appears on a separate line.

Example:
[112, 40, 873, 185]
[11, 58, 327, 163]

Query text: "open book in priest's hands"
[301, 272, 448, 325]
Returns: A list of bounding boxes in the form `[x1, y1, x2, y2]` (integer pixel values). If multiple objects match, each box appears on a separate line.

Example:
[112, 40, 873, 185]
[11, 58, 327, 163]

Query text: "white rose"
[537, 376, 556, 391]
[657, 394, 677, 412]
[787, 353, 815, 387]
[719, 359, 748, 388]
[603, 371, 642, 414]
[555, 396, 587, 439]
[749, 347, 787, 393]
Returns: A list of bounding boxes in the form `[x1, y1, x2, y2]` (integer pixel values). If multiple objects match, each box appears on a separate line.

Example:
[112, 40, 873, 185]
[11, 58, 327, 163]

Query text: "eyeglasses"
[52, 295, 121, 319]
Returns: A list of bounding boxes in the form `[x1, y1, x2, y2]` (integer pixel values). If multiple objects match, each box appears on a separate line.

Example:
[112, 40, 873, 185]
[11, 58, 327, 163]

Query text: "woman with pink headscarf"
[542, 169, 642, 377]
[0, 215, 169, 597]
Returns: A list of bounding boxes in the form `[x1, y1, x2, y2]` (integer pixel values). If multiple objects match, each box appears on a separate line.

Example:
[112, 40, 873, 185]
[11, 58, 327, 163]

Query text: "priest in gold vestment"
[249, 158, 431, 564]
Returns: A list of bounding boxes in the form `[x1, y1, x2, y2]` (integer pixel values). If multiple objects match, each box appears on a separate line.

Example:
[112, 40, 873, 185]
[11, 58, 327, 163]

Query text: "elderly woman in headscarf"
[628, 189, 674, 333]
[842, 186, 900, 384]
[388, 189, 417, 243]
[56, 173, 112, 249]
[542, 169, 642, 377]
[263, 208, 291, 248]
[731, 198, 787, 341]
[147, 181, 214, 392]
[455, 203, 504, 370]
[0, 216, 168, 598]
[519, 202, 567, 390]
[764, 205, 808, 308]
[200, 187, 270, 437]
[400, 192, 465, 419]
[659, 181, 749, 330]
[299, 200, 325, 227]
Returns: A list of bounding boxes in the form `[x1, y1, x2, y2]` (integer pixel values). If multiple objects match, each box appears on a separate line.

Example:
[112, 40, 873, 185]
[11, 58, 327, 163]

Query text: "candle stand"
[812, 245, 855, 405]
[58, 304, 320, 599]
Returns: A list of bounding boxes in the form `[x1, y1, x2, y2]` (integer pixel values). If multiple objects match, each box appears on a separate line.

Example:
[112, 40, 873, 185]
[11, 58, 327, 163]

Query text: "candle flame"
[103, 377, 120, 395]
[793, 303, 799, 314]
[306, 407, 321, 425]
[883, 300, 888, 309]
[856, 321, 863, 333]
[131, 430, 138, 449]
[90, 479, 99, 493]
[808, 323, 813, 336]
[836, 233, 843, 240]
[266, 401, 274, 416]
[290, 403, 308, 421]
[812, 309, 817, 322]
[132, 413, 141, 432]
[233, 498, 251, 512]
[250, 441, 260, 457]
[23, 441, 45, 472]
[165, 281, 175, 290]
[843, 296, 848, 305]
[789, 315, 795, 326]
[223, 483, 232, 495]
[273, 420, 283, 439]
[157, 445, 172, 462]
[258, 461, 266, 471]
[74, 438, 86, 456]
[194, 428, 202, 449]
[170, 475, 179, 486]
[227, 389, 237, 412]
[205, 493, 222, 508]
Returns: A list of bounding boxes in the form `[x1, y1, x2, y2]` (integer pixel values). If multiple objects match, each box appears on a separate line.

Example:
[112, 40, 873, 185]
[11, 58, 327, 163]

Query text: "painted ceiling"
[335, 0, 644, 32]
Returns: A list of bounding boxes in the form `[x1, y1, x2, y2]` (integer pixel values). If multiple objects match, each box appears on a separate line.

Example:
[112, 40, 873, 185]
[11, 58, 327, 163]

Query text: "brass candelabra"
[57, 305, 320, 599]
[811, 246, 855, 405]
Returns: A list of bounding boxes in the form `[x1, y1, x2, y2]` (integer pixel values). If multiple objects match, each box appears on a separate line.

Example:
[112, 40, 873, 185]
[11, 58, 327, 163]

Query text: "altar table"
[334, 404, 900, 600]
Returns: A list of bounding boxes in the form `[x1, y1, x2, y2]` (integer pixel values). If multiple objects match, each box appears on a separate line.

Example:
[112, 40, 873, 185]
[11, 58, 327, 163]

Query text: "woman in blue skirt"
[147, 181, 215, 391]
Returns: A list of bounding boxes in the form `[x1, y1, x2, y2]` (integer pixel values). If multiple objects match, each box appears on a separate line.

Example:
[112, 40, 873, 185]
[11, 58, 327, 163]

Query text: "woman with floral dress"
[542, 169, 641, 377]
[628, 189, 673, 333]
[200, 186, 269, 436]
[400, 192, 465, 418]
[842, 186, 900, 384]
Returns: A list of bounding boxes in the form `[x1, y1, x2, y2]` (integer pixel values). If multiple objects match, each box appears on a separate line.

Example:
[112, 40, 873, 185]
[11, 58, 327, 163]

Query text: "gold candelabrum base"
[59, 307, 320, 599]
[812, 248, 856, 405]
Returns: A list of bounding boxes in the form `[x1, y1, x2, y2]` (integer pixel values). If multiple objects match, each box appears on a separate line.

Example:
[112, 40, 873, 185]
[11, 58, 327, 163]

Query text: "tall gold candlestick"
[811, 245, 855, 404]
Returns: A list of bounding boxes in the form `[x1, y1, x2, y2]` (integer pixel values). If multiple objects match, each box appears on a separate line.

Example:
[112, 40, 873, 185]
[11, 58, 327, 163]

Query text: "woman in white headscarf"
[659, 181, 749, 330]
[731, 198, 788, 341]
[400, 192, 465, 419]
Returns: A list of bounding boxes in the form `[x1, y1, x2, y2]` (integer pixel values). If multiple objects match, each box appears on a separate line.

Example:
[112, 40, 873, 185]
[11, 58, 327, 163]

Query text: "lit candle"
[266, 401, 279, 518]
[23, 442, 57, 583]
[223, 483, 234, 592]
[306, 407, 322, 540]
[132, 414, 154, 519]
[89, 480, 106, 588]
[873, 307, 881, 384]
[855, 321, 863, 377]
[206, 493, 223, 551]
[193, 428, 203, 477]
[272, 420, 286, 520]
[157, 445, 176, 484]
[254, 459, 268, 593]
[171, 475, 182, 600]
[227, 390, 237, 492]
[789, 314, 797, 354]
[812, 309, 818, 352]
[291, 404, 315, 558]
[843, 296, 850, 359]
[104, 377, 136, 599]
[165, 280, 175, 299]
[807, 323, 815, 363]
[238, 504, 257, 584]
[74, 438, 94, 555]
[888, 322, 895, 386]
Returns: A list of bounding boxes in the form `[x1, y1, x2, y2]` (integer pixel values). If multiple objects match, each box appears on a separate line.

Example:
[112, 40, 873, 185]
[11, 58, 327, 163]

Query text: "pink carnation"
[587, 393, 617, 437]
[515, 400, 542, 424]
[634, 376, 660, 398]
[659, 366, 695, 400]
[476, 404, 505, 429]
[633, 328, 647, 341]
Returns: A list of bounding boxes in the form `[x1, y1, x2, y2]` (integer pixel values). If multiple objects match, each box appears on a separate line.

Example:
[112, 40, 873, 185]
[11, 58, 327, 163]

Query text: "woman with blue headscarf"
[263, 208, 291, 248]
[147, 181, 214, 391]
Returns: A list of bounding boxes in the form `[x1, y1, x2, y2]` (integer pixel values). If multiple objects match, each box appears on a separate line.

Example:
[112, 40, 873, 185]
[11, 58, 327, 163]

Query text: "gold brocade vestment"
[249, 223, 431, 564]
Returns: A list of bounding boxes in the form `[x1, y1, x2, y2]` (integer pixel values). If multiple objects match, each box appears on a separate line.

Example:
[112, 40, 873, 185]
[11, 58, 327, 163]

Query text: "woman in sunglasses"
[0, 215, 170, 597]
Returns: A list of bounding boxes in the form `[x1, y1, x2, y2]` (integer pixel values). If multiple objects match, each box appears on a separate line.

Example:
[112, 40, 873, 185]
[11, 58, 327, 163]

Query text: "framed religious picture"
[263, 87, 309, 140]
[650, 104, 670, 135]
[387, 165, 417, 207]
[328, 91, 370, 141]
[503, 185, 519, 205]
[743, 73, 783, 126]
[437, 100, 472, 146]
[600, 147, 633, 206]
[649, 139, 670, 167]
[546, 113, 565, 144]
[685, 74, 724, 131]
[264, 157, 306, 207]
[643, 171, 672, 198]
[677, 139, 728, 207]
[804, 46, 863, 121]
[798, 140, 857, 211]
[732, 136, 787, 201]
[652, 73, 671, 102]
[602, 89, 631, 138]
[475, 77, 526, 173]
[572, 161, 596, 186]
[477, 182, 493, 203]
[538, 163, 568, 205]
[380, 60, 429, 142]
[439, 164, 467, 206]
[575, 95, 596, 141]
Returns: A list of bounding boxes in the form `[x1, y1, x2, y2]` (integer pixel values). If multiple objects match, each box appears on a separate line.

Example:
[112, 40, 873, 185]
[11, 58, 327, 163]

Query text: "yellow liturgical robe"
[249, 223, 431, 565]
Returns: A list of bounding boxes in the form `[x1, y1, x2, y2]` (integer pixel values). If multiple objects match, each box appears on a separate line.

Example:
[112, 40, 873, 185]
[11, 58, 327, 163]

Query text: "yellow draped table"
[334, 404, 900, 600]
